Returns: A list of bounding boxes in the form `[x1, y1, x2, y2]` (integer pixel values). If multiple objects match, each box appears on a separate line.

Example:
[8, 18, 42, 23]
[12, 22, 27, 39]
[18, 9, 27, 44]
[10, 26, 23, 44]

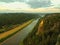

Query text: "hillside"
[23, 13, 60, 45]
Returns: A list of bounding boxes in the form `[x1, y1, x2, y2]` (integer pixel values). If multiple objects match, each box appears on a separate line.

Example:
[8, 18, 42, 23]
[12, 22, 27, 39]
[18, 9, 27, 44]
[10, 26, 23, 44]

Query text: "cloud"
[0, 0, 60, 8]
[51, 0, 60, 8]
[0, 0, 52, 8]
[51, 0, 60, 5]
[27, 0, 51, 8]
[0, 0, 14, 2]
[0, 7, 60, 13]
[0, 1, 60, 13]
[0, 2, 31, 10]
[24, 8, 60, 13]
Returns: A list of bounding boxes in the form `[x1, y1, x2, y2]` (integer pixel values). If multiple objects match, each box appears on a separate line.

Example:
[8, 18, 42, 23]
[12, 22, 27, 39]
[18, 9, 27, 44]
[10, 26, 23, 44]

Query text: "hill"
[23, 13, 60, 45]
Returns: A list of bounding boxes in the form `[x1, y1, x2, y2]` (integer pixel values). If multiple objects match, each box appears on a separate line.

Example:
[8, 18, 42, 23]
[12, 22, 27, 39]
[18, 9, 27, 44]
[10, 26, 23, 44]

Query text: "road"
[0, 19, 39, 45]
[0, 19, 33, 40]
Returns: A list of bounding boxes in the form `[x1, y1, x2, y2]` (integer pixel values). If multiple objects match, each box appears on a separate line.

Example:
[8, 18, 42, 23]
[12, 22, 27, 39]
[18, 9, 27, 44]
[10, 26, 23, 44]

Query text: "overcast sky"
[0, 0, 60, 13]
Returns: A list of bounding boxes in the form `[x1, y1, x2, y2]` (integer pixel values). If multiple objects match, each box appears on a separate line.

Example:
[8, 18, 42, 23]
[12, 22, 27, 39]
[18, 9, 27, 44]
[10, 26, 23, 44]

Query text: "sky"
[0, 0, 60, 13]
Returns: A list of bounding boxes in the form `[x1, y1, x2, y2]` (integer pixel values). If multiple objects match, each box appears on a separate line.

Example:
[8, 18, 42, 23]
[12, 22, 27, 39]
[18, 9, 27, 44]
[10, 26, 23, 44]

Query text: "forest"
[0, 13, 39, 33]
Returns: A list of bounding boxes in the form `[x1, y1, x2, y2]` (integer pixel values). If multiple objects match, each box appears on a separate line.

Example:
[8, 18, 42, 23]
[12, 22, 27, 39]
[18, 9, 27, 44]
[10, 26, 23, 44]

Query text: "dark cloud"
[27, 0, 51, 8]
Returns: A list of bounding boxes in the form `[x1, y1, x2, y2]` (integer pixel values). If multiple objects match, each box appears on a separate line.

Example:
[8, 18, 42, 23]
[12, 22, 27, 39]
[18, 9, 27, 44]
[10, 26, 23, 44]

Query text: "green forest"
[0, 13, 39, 33]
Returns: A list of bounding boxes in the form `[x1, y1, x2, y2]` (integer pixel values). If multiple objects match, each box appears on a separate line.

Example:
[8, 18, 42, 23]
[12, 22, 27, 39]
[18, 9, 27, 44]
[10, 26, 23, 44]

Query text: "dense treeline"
[0, 13, 39, 27]
[23, 13, 60, 45]
[0, 13, 39, 33]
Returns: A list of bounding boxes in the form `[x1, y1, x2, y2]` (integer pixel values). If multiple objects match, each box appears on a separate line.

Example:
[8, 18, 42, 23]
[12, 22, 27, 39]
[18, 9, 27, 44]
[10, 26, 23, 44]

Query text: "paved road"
[0, 19, 39, 45]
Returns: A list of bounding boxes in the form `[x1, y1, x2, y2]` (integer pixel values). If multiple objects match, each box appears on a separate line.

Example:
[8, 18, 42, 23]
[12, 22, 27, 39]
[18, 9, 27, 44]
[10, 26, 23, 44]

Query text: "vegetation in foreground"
[23, 13, 60, 45]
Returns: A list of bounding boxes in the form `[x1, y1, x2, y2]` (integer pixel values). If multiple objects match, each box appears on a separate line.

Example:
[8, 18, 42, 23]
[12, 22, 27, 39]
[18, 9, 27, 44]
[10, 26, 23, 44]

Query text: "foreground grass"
[0, 19, 33, 43]
[0, 24, 20, 33]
